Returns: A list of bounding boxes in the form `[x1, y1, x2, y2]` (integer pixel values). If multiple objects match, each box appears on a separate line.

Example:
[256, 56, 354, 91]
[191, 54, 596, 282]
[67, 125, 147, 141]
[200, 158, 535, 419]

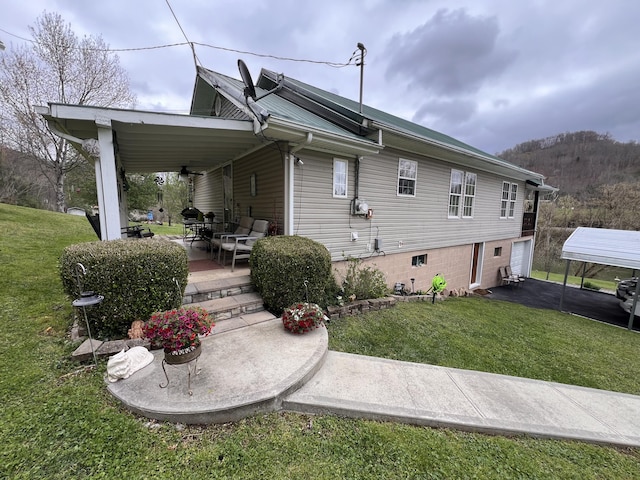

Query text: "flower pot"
[164, 344, 201, 365]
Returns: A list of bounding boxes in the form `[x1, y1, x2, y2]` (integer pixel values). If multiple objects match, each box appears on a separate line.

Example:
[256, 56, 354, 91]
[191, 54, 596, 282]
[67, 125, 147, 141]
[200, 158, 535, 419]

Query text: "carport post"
[559, 259, 571, 311]
[628, 277, 640, 330]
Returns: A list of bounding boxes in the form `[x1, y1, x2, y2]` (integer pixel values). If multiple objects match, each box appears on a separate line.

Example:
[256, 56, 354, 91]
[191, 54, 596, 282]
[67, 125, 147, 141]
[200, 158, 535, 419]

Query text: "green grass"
[1, 203, 640, 479]
[531, 270, 618, 291]
[328, 299, 640, 395]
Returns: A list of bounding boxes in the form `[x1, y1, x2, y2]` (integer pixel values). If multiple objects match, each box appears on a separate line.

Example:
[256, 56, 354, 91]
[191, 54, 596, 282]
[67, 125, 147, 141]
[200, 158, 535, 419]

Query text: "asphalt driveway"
[485, 278, 639, 331]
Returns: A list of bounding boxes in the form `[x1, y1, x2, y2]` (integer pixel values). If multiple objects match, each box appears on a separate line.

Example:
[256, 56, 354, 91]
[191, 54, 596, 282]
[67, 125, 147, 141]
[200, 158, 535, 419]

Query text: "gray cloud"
[413, 98, 477, 124]
[384, 8, 517, 96]
[3, 0, 640, 154]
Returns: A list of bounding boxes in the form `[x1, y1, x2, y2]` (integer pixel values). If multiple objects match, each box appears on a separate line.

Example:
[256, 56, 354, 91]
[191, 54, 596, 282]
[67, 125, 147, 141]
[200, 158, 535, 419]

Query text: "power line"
[193, 41, 352, 67]
[0, 26, 355, 67]
[164, 0, 200, 68]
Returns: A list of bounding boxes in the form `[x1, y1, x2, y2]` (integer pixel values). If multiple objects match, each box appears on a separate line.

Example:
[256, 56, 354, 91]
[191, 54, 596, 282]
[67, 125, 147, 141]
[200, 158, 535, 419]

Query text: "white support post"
[284, 153, 294, 235]
[96, 124, 122, 240]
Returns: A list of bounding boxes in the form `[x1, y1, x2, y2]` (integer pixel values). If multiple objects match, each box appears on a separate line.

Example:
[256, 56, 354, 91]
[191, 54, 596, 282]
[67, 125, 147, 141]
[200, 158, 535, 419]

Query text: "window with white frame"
[500, 181, 518, 218]
[463, 172, 477, 217]
[397, 158, 417, 196]
[500, 182, 510, 218]
[509, 183, 518, 217]
[449, 169, 477, 218]
[333, 158, 348, 197]
[448, 169, 463, 217]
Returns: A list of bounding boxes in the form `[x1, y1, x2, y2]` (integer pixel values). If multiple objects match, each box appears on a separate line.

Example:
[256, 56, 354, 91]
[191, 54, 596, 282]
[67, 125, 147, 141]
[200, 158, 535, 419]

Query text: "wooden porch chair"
[499, 266, 520, 287]
[505, 265, 525, 283]
[219, 220, 270, 271]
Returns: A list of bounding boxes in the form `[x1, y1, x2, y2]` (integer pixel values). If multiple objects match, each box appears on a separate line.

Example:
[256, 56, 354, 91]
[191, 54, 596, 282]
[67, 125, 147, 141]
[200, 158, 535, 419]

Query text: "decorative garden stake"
[71, 263, 103, 366]
[430, 273, 447, 304]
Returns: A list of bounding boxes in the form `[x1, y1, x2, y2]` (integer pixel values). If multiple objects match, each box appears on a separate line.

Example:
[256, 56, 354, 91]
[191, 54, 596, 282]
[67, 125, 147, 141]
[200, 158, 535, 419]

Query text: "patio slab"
[107, 318, 328, 424]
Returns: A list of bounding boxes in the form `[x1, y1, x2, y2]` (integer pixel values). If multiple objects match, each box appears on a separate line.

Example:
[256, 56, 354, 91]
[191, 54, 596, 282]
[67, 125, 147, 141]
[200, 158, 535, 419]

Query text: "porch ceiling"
[39, 104, 264, 174]
[112, 121, 263, 173]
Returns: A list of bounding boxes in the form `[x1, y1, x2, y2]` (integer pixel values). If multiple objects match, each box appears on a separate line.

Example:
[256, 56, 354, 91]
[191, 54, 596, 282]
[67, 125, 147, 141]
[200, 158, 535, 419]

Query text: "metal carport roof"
[560, 227, 640, 329]
[562, 227, 640, 270]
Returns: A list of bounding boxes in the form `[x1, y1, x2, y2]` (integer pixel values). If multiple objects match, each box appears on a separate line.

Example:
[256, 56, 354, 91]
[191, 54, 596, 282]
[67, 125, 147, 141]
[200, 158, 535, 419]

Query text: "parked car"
[616, 277, 639, 316]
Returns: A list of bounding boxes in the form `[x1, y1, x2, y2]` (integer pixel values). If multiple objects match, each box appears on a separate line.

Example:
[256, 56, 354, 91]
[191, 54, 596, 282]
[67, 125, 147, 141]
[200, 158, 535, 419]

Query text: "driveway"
[485, 278, 639, 331]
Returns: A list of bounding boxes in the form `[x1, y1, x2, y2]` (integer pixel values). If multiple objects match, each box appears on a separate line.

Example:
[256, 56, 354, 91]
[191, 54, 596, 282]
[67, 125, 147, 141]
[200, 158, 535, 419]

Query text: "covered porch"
[36, 103, 272, 241]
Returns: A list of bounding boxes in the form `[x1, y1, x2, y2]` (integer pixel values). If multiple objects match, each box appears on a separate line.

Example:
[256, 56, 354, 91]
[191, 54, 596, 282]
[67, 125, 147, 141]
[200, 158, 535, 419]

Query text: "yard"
[1, 203, 639, 479]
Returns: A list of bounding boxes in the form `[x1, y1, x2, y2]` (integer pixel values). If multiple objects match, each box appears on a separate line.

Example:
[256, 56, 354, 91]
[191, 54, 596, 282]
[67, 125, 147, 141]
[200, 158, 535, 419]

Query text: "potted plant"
[143, 306, 215, 364]
[282, 302, 327, 334]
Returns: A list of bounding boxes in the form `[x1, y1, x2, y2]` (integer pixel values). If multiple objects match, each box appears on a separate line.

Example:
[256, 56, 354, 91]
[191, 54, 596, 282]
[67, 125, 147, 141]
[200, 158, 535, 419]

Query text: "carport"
[560, 227, 640, 329]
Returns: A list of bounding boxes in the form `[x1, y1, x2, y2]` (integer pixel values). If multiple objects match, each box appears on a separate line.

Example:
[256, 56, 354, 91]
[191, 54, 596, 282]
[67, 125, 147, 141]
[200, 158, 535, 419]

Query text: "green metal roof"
[259, 69, 531, 170]
[196, 67, 374, 143]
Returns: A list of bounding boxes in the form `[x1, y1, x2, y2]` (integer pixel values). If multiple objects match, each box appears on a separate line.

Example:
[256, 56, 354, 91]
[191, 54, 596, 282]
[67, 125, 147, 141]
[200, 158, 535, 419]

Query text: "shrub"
[250, 236, 337, 315]
[583, 281, 601, 291]
[60, 239, 188, 338]
[341, 257, 389, 300]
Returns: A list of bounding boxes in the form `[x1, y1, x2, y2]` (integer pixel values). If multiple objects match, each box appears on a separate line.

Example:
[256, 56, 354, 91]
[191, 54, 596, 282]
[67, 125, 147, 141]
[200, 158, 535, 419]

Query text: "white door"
[510, 240, 532, 277]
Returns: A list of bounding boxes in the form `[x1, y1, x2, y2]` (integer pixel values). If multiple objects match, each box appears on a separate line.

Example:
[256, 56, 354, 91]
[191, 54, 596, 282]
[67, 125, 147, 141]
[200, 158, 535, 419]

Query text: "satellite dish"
[238, 59, 257, 101]
[237, 59, 285, 103]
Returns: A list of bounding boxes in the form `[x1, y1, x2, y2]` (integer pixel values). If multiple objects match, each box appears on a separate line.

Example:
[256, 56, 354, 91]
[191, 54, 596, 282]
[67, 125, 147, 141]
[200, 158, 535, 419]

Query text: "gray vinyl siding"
[193, 147, 284, 228]
[232, 147, 284, 227]
[193, 169, 223, 216]
[293, 148, 524, 261]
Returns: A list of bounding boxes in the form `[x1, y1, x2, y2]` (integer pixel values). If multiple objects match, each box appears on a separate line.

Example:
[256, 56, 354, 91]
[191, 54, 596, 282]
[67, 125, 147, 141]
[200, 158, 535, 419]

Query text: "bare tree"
[0, 12, 135, 212]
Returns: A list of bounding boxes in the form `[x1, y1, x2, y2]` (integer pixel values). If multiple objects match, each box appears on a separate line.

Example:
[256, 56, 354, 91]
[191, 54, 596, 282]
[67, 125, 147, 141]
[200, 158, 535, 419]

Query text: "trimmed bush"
[341, 257, 389, 301]
[250, 235, 337, 315]
[60, 239, 188, 338]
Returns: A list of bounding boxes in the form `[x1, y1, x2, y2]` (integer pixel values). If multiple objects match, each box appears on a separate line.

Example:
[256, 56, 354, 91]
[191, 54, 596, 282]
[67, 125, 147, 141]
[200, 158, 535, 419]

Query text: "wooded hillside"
[498, 131, 640, 196]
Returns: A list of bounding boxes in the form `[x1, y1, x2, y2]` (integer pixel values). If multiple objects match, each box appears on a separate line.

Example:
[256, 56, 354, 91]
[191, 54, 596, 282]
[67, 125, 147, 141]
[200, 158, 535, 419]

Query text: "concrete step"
[211, 310, 278, 335]
[183, 274, 254, 305]
[193, 292, 266, 323]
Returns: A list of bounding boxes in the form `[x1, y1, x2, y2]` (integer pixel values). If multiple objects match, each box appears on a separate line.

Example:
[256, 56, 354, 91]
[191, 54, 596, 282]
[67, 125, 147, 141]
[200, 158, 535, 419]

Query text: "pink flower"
[143, 306, 214, 351]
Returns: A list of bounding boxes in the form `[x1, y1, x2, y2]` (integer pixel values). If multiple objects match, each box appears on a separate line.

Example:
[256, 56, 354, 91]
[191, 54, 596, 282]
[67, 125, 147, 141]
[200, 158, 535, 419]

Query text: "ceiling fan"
[179, 166, 203, 176]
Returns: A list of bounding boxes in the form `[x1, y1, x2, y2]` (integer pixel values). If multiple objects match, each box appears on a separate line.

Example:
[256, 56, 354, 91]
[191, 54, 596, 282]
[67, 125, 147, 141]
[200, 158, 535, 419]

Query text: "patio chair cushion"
[210, 216, 254, 250]
[243, 220, 269, 247]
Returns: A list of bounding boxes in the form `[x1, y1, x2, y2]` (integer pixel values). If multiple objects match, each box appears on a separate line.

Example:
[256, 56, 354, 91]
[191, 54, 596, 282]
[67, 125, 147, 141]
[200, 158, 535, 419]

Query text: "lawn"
[530, 270, 619, 291]
[1, 203, 639, 479]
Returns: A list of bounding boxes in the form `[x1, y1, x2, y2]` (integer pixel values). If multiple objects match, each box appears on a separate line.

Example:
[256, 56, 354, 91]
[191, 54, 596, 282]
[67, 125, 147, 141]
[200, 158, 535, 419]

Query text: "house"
[38, 62, 554, 293]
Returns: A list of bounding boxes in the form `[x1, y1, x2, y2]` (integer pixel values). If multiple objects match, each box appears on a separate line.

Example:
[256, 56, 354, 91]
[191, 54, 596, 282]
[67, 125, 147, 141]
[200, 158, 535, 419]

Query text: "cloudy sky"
[1, 0, 638, 154]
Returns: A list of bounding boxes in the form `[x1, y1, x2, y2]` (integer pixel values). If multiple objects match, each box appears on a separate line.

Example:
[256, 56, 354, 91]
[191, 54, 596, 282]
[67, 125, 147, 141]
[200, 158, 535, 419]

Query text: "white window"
[450, 170, 477, 218]
[463, 172, 476, 218]
[448, 169, 463, 217]
[397, 159, 417, 196]
[500, 182, 510, 218]
[333, 158, 348, 197]
[509, 183, 518, 218]
[500, 181, 518, 218]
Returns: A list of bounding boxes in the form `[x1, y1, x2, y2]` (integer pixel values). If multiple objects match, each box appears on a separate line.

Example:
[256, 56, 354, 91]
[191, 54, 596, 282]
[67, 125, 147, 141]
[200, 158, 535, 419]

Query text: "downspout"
[285, 133, 313, 235]
[352, 156, 362, 214]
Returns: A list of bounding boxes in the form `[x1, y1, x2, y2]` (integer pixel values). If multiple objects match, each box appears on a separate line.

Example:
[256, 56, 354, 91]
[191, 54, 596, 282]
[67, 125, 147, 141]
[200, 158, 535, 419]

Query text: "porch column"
[284, 152, 294, 235]
[96, 121, 121, 240]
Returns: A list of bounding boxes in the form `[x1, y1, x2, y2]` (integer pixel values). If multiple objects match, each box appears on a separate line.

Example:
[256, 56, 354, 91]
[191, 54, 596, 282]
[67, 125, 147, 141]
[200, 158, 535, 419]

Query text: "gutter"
[266, 116, 381, 156]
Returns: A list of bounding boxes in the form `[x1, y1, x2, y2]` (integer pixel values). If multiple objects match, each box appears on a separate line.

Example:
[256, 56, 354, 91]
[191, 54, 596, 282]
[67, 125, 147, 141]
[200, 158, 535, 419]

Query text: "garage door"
[510, 240, 531, 277]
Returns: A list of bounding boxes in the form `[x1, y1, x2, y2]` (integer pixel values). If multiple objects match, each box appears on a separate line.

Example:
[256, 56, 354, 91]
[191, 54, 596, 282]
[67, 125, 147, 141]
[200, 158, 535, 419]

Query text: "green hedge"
[60, 239, 188, 338]
[250, 236, 337, 315]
